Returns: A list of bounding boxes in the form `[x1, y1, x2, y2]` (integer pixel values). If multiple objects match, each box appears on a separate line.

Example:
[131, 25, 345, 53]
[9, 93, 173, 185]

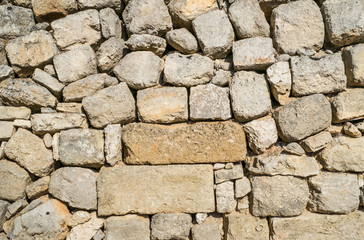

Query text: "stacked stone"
[0, 0, 364, 239]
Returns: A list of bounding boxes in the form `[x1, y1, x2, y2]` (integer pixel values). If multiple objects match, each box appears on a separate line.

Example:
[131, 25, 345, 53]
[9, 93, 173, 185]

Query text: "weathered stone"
[192, 216, 221, 240]
[251, 175, 309, 217]
[122, 121, 246, 164]
[32, 68, 64, 97]
[5, 199, 28, 219]
[0, 41, 7, 66]
[0, 121, 14, 141]
[0, 106, 30, 120]
[100, 8, 122, 39]
[13, 120, 31, 129]
[55, 103, 82, 114]
[195, 213, 208, 224]
[225, 213, 269, 240]
[266, 61, 292, 104]
[78, 0, 122, 12]
[31, 113, 88, 134]
[321, 0, 364, 47]
[82, 83, 136, 128]
[25, 176, 50, 200]
[5, 129, 54, 177]
[343, 122, 362, 138]
[96, 38, 128, 72]
[232, 37, 275, 70]
[0, 200, 9, 231]
[137, 87, 188, 123]
[54, 44, 97, 83]
[271, 0, 324, 54]
[105, 215, 150, 240]
[51, 10, 101, 50]
[43, 133, 52, 149]
[211, 70, 232, 87]
[192, 10, 234, 59]
[0, 65, 14, 81]
[59, 129, 104, 168]
[356, 121, 364, 133]
[320, 136, 364, 172]
[43, 64, 56, 77]
[229, 0, 270, 39]
[230, 71, 271, 122]
[216, 181, 236, 213]
[214, 163, 244, 184]
[104, 124, 122, 166]
[123, 0, 172, 36]
[113, 51, 163, 90]
[343, 43, 364, 86]
[190, 84, 231, 121]
[126, 34, 166, 57]
[32, 0, 77, 22]
[273, 94, 331, 142]
[332, 88, 364, 123]
[97, 164, 214, 215]
[165, 28, 199, 54]
[49, 167, 97, 210]
[164, 53, 214, 87]
[151, 213, 192, 240]
[214, 55, 233, 71]
[67, 212, 104, 240]
[68, 211, 91, 227]
[235, 178, 251, 198]
[301, 131, 332, 152]
[0, 5, 35, 39]
[0, 160, 30, 201]
[213, 163, 225, 171]
[258, 0, 293, 19]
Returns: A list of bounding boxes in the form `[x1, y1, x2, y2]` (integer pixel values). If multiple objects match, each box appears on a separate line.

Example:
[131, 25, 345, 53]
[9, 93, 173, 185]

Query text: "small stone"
[126, 34, 167, 57]
[192, 10, 234, 59]
[105, 215, 150, 240]
[92, 230, 105, 240]
[32, 0, 77, 22]
[213, 163, 225, 170]
[214, 163, 244, 184]
[192, 216, 221, 240]
[0, 200, 9, 231]
[357, 121, 364, 132]
[78, 0, 122, 12]
[214, 55, 233, 71]
[225, 163, 234, 169]
[56, 103, 83, 113]
[300, 131, 333, 152]
[195, 213, 208, 224]
[41, 107, 56, 113]
[13, 119, 31, 129]
[113, 51, 163, 90]
[43, 133, 53, 148]
[0, 121, 14, 141]
[100, 8, 122, 39]
[232, 37, 275, 70]
[235, 178, 251, 198]
[25, 176, 50, 200]
[31, 113, 88, 134]
[96, 38, 128, 73]
[104, 124, 122, 166]
[68, 211, 91, 227]
[43, 64, 56, 77]
[32, 68, 64, 98]
[225, 213, 269, 240]
[165, 28, 199, 54]
[5, 198, 28, 219]
[211, 70, 232, 87]
[164, 53, 214, 87]
[0, 142, 5, 159]
[332, 88, 364, 123]
[0, 65, 14, 81]
[0, 106, 30, 120]
[67, 212, 104, 240]
[266, 61, 291, 104]
[216, 181, 236, 213]
[277, 53, 290, 62]
[151, 213, 192, 240]
[237, 197, 249, 211]
[343, 43, 364, 86]
[230, 71, 271, 122]
[0, 5, 35, 39]
[343, 122, 363, 138]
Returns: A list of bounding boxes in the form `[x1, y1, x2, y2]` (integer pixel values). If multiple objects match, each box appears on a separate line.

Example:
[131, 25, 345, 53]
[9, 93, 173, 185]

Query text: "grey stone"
[31, 113, 88, 134]
[68, 211, 91, 227]
[126, 34, 166, 57]
[0, 121, 14, 141]
[93, 230, 105, 240]
[56, 102, 83, 113]
[0, 5, 35, 39]
[332, 88, 364, 123]
[211, 70, 232, 87]
[343, 122, 362, 138]
[214, 55, 233, 71]
[96, 38, 128, 73]
[78, 0, 122, 12]
[67, 212, 104, 240]
[43, 133, 52, 148]
[25, 176, 50, 200]
[105, 215, 150, 240]
[0, 65, 14, 81]
[13, 119, 31, 129]
[258, 0, 294, 20]
[0, 106, 30, 120]
[0, 41, 7, 66]
[195, 213, 208, 224]
[225, 213, 269, 240]
[104, 124, 122, 166]
[192, 216, 221, 240]
[214, 163, 244, 184]
[32, 68, 64, 98]
[343, 43, 364, 86]
[0, 200, 9, 231]
[235, 178, 251, 198]
[266, 61, 292, 104]
[216, 181, 236, 213]
[5, 198, 28, 219]
[301, 131, 333, 152]
[166, 28, 199, 54]
[100, 8, 122, 39]
[151, 213, 192, 240]
[230, 71, 271, 122]
[31, 0, 77, 22]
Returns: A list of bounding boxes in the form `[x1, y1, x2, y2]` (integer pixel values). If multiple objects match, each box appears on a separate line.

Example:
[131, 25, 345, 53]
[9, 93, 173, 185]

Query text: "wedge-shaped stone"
[343, 43, 364, 86]
[31, 113, 88, 134]
[300, 131, 332, 152]
[225, 213, 269, 240]
[32, 68, 64, 98]
[97, 164, 214, 215]
[0, 106, 30, 120]
[122, 121, 246, 164]
[0, 121, 14, 141]
[105, 215, 150, 240]
[0, 5, 35, 39]
[332, 88, 364, 123]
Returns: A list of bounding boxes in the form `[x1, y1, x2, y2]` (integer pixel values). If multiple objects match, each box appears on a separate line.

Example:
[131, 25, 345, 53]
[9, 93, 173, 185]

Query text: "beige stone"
[332, 88, 364, 123]
[225, 213, 269, 240]
[191, 216, 221, 240]
[100, 8, 122, 39]
[0, 106, 30, 120]
[343, 122, 362, 138]
[66, 212, 104, 240]
[32, 0, 77, 22]
[0, 121, 14, 141]
[216, 181, 236, 213]
[96, 38, 128, 73]
[266, 61, 291, 104]
[56, 103, 83, 113]
[13, 119, 31, 129]
[235, 178, 251, 198]
[25, 176, 50, 200]
[151, 213, 192, 240]
[104, 124, 122, 166]
[32, 68, 64, 98]
[105, 215, 150, 240]
[343, 43, 364, 86]
[165, 28, 199, 54]
[31, 113, 88, 134]
[68, 211, 91, 227]
[300, 131, 333, 152]
[125, 34, 167, 57]
[214, 163, 244, 184]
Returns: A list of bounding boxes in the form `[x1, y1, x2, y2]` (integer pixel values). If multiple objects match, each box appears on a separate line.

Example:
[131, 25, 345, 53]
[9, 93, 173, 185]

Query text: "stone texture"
[137, 87, 188, 123]
[78, 0, 122, 11]
[343, 122, 362, 138]
[68, 211, 91, 227]
[332, 88, 364, 123]
[0, 160, 30, 201]
[67, 212, 104, 240]
[0, 5, 35, 39]
[51, 10, 101, 50]
[32, 68, 64, 97]
[321, 0, 364, 47]
[49, 167, 98, 210]
[123, 0, 172, 36]
[0, 65, 14, 81]
[211, 70, 232, 87]
[192, 10, 234, 59]
[82, 83, 136, 128]
[0, 200, 9, 231]
[266, 61, 291, 104]
[31, 113, 88, 134]
[164, 53, 214, 87]
[13, 119, 31, 129]
[105, 215, 150, 240]
[59, 129, 104, 168]
[251, 175, 309, 217]
[126, 34, 167, 57]
[343, 43, 364, 86]
[232, 37, 275, 70]
[216, 181, 236, 213]
[6, 199, 28, 220]
[300, 131, 332, 152]
[235, 178, 252, 198]
[230, 71, 271, 122]
[214, 163, 244, 184]
[104, 124, 122, 166]
[320, 136, 364, 172]
[113, 51, 163, 89]
[96, 38, 128, 72]
[274, 94, 331, 142]
[56, 103, 83, 113]
[5, 128, 54, 177]
[0, 106, 30, 120]
[100, 8, 122, 39]
[25, 176, 50, 200]
[291, 53, 346, 96]
[0, 121, 14, 141]
[192, 216, 221, 240]
[32, 0, 77, 22]
[165, 28, 199, 54]
[97, 164, 214, 215]
[271, 0, 324, 54]
[151, 213, 192, 240]
[225, 213, 269, 240]
[190, 84, 231, 121]
[122, 121, 246, 164]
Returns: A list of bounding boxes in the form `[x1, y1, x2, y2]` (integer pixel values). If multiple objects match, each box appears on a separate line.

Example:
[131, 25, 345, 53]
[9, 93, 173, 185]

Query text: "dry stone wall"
[0, 0, 364, 239]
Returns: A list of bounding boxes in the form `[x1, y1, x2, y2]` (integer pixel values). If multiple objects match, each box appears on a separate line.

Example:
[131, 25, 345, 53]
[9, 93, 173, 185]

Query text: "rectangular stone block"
[97, 165, 215, 216]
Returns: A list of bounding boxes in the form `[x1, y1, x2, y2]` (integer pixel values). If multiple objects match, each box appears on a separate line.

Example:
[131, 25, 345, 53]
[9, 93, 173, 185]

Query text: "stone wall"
[0, 0, 364, 239]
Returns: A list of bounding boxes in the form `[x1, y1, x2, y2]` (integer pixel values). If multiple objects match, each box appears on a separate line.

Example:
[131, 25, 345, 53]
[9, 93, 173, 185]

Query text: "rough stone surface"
[125, 34, 167, 57]
[97, 164, 214, 215]
[0, 200, 9, 231]
[32, 0, 77, 22]
[211, 70, 232, 87]
[31, 113, 88, 134]
[96, 38, 128, 73]
[216, 181, 236, 213]
[266, 61, 291, 104]
[104, 124, 122, 166]
[0, 121, 14, 141]
[0, 5, 35, 39]
[332, 88, 364, 123]
[0, 65, 15, 82]
[343, 122, 362, 138]
[105, 215, 150, 240]
[151, 213, 192, 240]
[300, 131, 333, 152]
[0, 106, 30, 120]
[165, 28, 199, 54]
[100, 8, 122, 39]
[56, 102, 83, 113]
[68, 211, 91, 227]
[343, 43, 364, 86]
[235, 178, 252, 198]
[6, 199, 28, 219]
[67, 212, 104, 240]
[225, 213, 269, 240]
[32, 68, 64, 97]
[25, 176, 50, 200]
[214, 163, 244, 184]
[191, 216, 221, 240]
[78, 0, 122, 11]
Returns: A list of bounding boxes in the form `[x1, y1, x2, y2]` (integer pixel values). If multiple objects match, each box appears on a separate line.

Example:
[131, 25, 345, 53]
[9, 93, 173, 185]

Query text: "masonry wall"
[0, 0, 364, 239]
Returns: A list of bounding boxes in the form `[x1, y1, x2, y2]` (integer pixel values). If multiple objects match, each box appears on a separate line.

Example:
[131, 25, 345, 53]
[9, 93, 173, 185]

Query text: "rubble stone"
[151, 213, 192, 240]
[216, 181, 236, 213]
[225, 213, 269, 240]
[0, 5, 35, 39]
[25, 176, 50, 200]
[332, 88, 364, 123]
[32, 0, 77, 22]
[31, 113, 88, 134]
[105, 215, 150, 240]
[125, 34, 167, 57]
[100, 8, 122, 39]
[266, 61, 291, 104]
[300, 131, 333, 152]
[342, 43, 364, 86]
[165, 28, 199, 54]
[96, 38, 128, 73]
[32, 68, 64, 98]
[104, 124, 122, 166]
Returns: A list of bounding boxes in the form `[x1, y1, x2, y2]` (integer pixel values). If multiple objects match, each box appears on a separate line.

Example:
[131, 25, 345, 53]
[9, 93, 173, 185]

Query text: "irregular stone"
[53, 44, 97, 83]
[164, 53, 214, 87]
[165, 28, 199, 54]
[6, 199, 28, 219]
[43, 133, 52, 148]
[228, 0, 270, 39]
[230, 71, 271, 122]
[232, 37, 275, 70]
[343, 122, 362, 138]
[214, 163, 244, 184]
[59, 129, 104, 168]
[67, 212, 104, 240]
[301, 131, 333, 152]
[356, 121, 364, 132]
[105, 215, 150, 240]
[104, 124, 122, 166]
[235, 178, 251, 198]
[216, 181, 236, 213]
[32, 68, 64, 98]
[122, 121, 246, 164]
[51, 10, 101, 50]
[190, 84, 231, 121]
[271, 0, 324, 54]
[0, 106, 30, 120]
[0, 160, 30, 201]
[96, 38, 128, 72]
[56, 102, 83, 113]
[0, 200, 9, 231]
[43, 64, 56, 77]
[273, 94, 331, 142]
[343, 43, 364, 86]
[321, 0, 364, 47]
[0, 121, 14, 141]
[25, 176, 50, 200]
[151, 213, 191, 240]
[211, 70, 232, 87]
[213, 163, 225, 171]
[78, 0, 122, 12]
[0, 65, 14, 81]
[266, 61, 291, 104]
[214, 55, 233, 71]
[192, 10, 234, 59]
[49, 167, 97, 210]
[123, 0, 172, 36]
[0, 41, 7, 66]
[5, 128, 54, 177]
[113, 51, 163, 89]
[82, 83, 136, 128]
[237, 197, 250, 211]
[251, 175, 309, 217]
[68, 211, 91, 227]
[31, 113, 88, 134]
[137, 87, 188, 123]
[97, 164, 214, 215]
[332, 88, 364, 123]
[0, 5, 35, 39]
[126, 34, 166, 56]
[13, 119, 31, 129]
[192, 216, 221, 240]
[31, 0, 77, 22]
[92, 230, 105, 240]
[258, 0, 293, 19]
[100, 8, 122, 39]
[195, 213, 208, 224]
[225, 213, 269, 240]
[40, 107, 56, 113]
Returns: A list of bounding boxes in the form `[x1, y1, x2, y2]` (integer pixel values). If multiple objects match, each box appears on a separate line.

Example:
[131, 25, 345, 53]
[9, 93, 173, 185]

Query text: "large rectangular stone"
[121, 121, 247, 164]
[97, 165, 214, 216]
